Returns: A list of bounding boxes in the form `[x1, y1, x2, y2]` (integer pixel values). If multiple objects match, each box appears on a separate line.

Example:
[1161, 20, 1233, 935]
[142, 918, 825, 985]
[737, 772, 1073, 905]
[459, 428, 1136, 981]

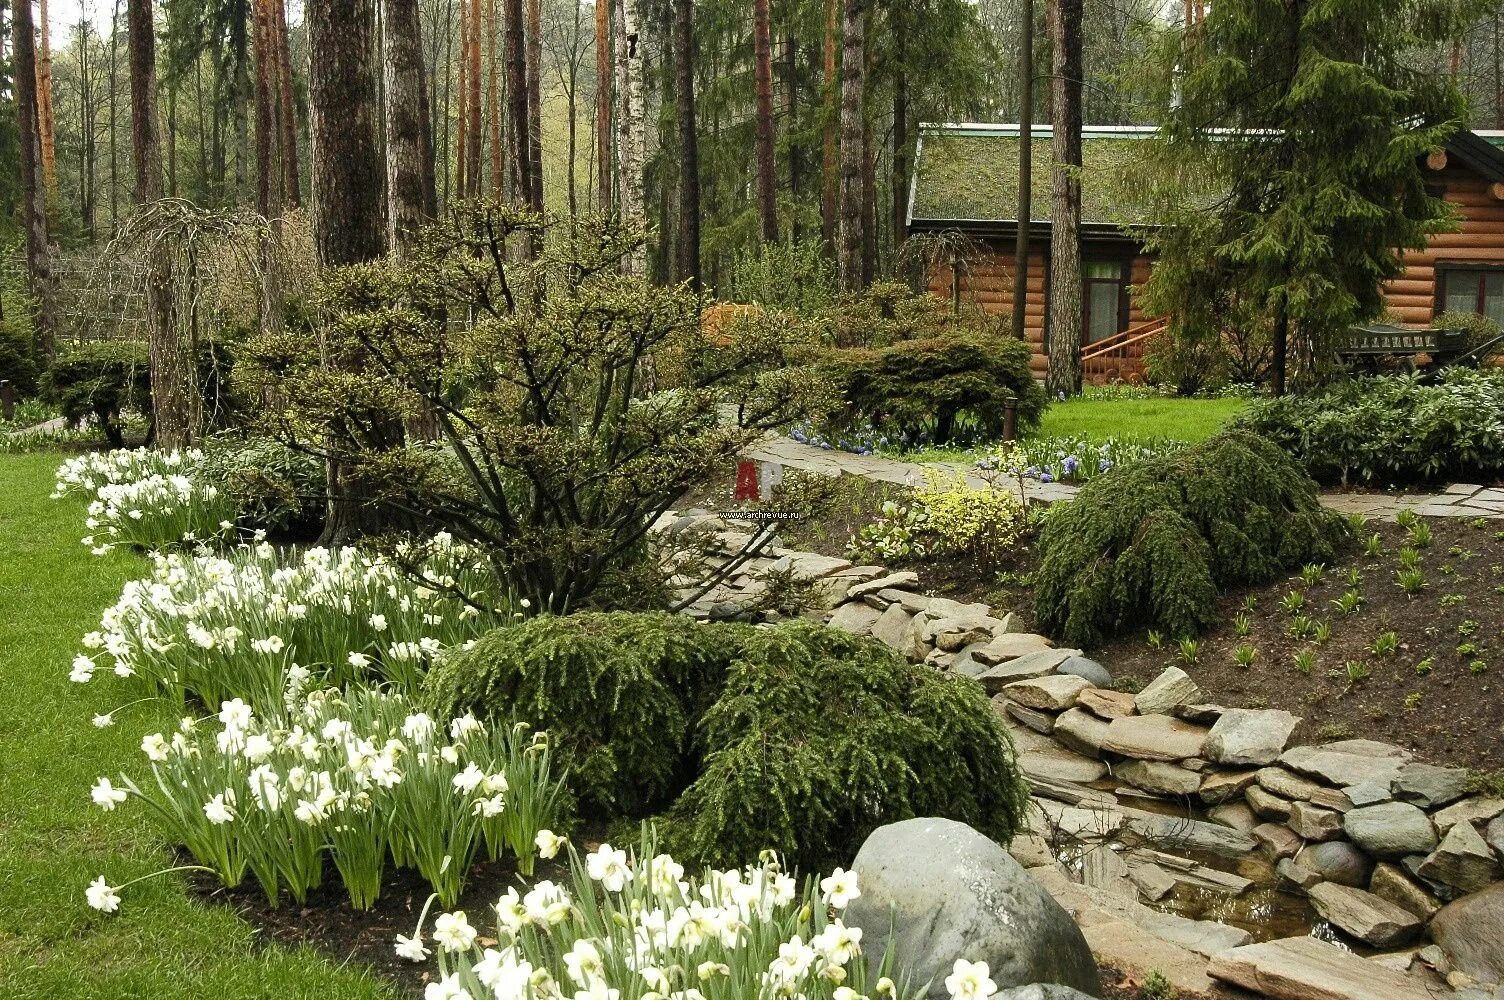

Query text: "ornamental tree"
[238, 207, 830, 613]
[1133, 0, 1475, 393]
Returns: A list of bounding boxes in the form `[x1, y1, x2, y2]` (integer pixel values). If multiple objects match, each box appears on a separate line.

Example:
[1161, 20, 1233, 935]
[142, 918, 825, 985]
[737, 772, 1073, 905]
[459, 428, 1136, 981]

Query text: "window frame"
[1434, 263, 1504, 324]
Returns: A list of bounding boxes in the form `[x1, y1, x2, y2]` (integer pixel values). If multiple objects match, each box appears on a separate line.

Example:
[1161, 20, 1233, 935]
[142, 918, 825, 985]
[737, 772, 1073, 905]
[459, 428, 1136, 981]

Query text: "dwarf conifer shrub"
[665, 623, 1029, 869]
[1034, 430, 1350, 646]
[425, 612, 753, 817]
[427, 615, 1030, 869]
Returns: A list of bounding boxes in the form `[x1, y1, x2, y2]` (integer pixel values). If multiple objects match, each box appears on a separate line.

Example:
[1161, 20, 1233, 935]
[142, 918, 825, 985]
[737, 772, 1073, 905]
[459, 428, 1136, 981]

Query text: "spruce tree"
[1137, 0, 1474, 393]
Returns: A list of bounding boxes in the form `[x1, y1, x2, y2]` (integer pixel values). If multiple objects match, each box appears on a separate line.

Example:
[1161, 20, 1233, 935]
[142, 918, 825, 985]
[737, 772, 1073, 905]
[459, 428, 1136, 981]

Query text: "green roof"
[907, 125, 1155, 228]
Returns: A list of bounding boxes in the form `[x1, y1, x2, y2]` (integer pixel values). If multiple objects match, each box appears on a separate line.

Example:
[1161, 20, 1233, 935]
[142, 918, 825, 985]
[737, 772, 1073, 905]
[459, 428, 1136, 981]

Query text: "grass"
[1034, 395, 1246, 441]
[0, 452, 395, 1000]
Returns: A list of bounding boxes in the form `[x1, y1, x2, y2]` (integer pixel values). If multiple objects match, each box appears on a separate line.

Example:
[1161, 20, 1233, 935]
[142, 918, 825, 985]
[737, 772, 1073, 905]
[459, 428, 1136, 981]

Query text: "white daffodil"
[91, 714, 114, 729]
[423, 973, 473, 1000]
[820, 867, 860, 909]
[348, 651, 373, 668]
[217, 698, 253, 731]
[586, 843, 633, 892]
[534, 828, 565, 859]
[91, 777, 128, 811]
[943, 959, 996, 1000]
[475, 951, 532, 996]
[69, 654, 96, 683]
[563, 938, 605, 986]
[394, 933, 431, 963]
[86, 876, 121, 913]
[433, 910, 478, 953]
[141, 733, 170, 762]
[204, 792, 235, 825]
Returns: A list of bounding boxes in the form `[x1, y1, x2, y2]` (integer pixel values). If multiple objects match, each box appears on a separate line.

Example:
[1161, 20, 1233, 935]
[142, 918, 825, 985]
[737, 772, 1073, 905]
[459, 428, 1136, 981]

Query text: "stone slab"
[1208, 934, 1441, 1000]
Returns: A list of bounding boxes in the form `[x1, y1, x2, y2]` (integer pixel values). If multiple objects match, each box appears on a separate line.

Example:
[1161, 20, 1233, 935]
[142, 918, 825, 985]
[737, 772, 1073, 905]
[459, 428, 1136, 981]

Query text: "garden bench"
[1334, 323, 1478, 372]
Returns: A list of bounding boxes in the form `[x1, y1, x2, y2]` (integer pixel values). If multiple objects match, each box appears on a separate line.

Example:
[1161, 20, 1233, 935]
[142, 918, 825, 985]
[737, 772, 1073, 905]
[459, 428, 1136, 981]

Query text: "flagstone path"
[743, 434, 1504, 520]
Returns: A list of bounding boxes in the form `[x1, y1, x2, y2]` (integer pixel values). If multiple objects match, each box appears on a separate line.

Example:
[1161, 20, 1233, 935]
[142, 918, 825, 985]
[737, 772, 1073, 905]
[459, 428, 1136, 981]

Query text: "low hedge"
[425, 614, 1029, 868]
[1235, 369, 1504, 484]
[818, 334, 1047, 446]
[41, 341, 152, 447]
[1035, 430, 1352, 646]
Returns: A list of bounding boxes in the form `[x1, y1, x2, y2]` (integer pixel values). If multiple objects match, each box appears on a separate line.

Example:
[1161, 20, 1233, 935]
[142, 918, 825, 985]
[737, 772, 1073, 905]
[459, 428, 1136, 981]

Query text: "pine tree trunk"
[232, 12, 250, 199]
[37, 0, 56, 191]
[1011, 0, 1033, 342]
[487, 0, 504, 198]
[752, 0, 777, 244]
[130, 0, 199, 450]
[1046, 0, 1083, 397]
[505, 0, 531, 206]
[526, 0, 544, 210]
[891, 7, 908, 257]
[109, 0, 120, 232]
[13, 0, 58, 357]
[308, 0, 388, 544]
[467, 0, 483, 196]
[821, 0, 837, 252]
[836, 0, 866, 293]
[673, 0, 699, 289]
[273, 0, 299, 206]
[456, 0, 468, 196]
[595, 0, 611, 212]
[385, 0, 434, 254]
[253, 0, 274, 218]
[615, 0, 646, 275]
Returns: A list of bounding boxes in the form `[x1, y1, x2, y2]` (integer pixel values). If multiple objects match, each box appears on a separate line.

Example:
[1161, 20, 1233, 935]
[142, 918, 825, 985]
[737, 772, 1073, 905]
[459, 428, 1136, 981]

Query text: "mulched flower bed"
[1092, 516, 1504, 773]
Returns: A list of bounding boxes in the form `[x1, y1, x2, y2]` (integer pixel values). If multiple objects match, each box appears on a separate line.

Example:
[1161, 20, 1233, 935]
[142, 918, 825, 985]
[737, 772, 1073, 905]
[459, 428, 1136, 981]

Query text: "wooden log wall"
[1384, 164, 1504, 326]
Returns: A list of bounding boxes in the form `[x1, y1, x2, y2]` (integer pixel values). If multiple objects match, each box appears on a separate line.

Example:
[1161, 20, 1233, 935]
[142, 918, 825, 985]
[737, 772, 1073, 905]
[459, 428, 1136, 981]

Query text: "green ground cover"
[0, 452, 394, 1000]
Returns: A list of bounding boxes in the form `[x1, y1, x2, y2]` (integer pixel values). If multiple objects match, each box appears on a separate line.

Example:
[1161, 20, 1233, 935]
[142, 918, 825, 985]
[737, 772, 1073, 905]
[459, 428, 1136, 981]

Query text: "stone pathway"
[744, 434, 1504, 521]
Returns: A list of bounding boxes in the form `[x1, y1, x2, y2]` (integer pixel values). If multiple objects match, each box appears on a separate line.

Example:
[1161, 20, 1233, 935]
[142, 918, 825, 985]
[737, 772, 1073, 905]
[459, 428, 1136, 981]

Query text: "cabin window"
[1441, 268, 1504, 326]
[1084, 261, 1127, 343]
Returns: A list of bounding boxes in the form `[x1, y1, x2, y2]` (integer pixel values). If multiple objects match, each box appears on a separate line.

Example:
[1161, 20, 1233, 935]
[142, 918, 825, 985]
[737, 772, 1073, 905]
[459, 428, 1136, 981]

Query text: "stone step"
[1208, 935, 1441, 1000]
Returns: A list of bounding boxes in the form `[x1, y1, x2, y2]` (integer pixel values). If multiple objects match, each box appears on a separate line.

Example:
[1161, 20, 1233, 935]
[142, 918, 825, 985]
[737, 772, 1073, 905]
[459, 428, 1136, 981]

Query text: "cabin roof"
[908, 123, 1504, 231]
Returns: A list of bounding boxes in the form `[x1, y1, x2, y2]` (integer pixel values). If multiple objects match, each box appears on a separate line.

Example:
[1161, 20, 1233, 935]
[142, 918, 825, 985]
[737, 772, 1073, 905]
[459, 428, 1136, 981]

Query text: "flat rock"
[1051, 708, 1110, 759]
[845, 571, 920, 600]
[1008, 832, 1058, 869]
[766, 551, 851, 580]
[1288, 801, 1344, 842]
[844, 818, 1102, 998]
[1205, 709, 1300, 767]
[1114, 760, 1201, 797]
[1310, 787, 1354, 813]
[1430, 882, 1504, 985]
[974, 633, 1058, 665]
[1344, 801, 1438, 859]
[1199, 768, 1260, 805]
[1133, 667, 1203, 717]
[1343, 781, 1394, 808]
[926, 614, 1012, 652]
[1209, 934, 1442, 1000]
[1489, 814, 1504, 860]
[1006, 702, 1057, 735]
[1124, 859, 1178, 901]
[1080, 845, 1136, 900]
[976, 652, 1071, 692]
[1417, 821, 1501, 894]
[1370, 862, 1442, 921]
[1392, 762, 1472, 810]
[1257, 766, 1325, 802]
[1003, 674, 1092, 712]
[1247, 785, 1295, 822]
[826, 602, 883, 636]
[1209, 801, 1258, 833]
[1433, 796, 1504, 834]
[1309, 882, 1422, 948]
[1032, 798, 1126, 840]
[1304, 841, 1374, 888]
[1253, 822, 1302, 860]
[1102, 715, 1210, 762]
[1054, 655, 1112, 688]
[1124, 812, 1257, 859]
[1276, 856, 1323, 891]
[1173, 703, 1226, 725]
[1074, 918, 1221, 996]
[1281, 740, 1412, 789]
[923, 597, 990, 620]
[869, 604, 914, 650]
[874, 588, 930, 613]
[1019, 747, 1109, 786]
[1077, 687, 1136, 721]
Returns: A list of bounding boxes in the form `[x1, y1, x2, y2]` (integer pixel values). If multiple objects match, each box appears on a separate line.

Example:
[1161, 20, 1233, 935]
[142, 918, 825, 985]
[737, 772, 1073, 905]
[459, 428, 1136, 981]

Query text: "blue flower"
[1024, 465, 1041, 479]
[1039, 471, 1055, 483]
[1062, 455, 1080, 475]
[1099, 458, 1113, 472]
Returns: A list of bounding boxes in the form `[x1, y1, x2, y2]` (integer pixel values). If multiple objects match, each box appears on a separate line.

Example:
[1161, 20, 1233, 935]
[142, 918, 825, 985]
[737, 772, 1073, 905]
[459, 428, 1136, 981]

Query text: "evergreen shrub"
[425, 614, 1029, 868]
[42, 341, 152, 447]
[1034, 430, 1351, 646]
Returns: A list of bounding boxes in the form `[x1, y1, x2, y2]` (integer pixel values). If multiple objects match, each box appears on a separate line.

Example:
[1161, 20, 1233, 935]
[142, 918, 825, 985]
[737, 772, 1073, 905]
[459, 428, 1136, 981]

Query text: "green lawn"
[1034, 395, 1247, 442]
[0, 452, 396, 1000]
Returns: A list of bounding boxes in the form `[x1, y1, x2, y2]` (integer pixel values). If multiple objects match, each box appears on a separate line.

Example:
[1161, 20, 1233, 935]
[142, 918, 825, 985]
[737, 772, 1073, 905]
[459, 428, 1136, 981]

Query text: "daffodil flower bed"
[73, 535, 509, 710]
[397, 837, 1006, 1000]
[54, 449, 239, 553]
[93, 685, 566, 909]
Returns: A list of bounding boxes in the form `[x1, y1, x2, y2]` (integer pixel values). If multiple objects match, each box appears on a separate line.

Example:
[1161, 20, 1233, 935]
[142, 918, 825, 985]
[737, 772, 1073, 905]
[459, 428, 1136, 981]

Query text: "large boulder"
[1417, 821, 1501, 894]
[1430, 881, 1504, 986]
[1204, 709, 1300, 767]
[1302, 841, 1374, 888]
[1342, 801, 1437, 859]
[844, 817, 1102, 998]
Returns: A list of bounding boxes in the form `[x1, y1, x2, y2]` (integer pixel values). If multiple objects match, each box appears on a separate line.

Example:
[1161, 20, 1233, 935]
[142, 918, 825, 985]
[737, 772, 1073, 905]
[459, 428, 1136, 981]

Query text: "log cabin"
[906, 123, 1504, 381]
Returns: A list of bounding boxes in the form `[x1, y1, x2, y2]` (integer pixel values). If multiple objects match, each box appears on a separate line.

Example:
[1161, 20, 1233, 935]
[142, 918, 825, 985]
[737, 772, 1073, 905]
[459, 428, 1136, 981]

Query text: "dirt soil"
[1091, 517, 1504, 773]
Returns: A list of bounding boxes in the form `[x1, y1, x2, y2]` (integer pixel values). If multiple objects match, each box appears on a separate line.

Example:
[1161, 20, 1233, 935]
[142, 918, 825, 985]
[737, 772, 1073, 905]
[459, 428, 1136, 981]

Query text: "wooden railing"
[1080, 316, 1167, 383]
